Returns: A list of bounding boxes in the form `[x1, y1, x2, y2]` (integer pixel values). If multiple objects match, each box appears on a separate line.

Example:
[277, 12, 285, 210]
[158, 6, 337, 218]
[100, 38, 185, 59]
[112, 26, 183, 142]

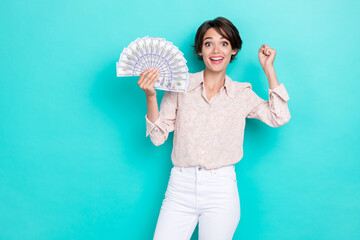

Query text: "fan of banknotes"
[116, 36, 189, 93]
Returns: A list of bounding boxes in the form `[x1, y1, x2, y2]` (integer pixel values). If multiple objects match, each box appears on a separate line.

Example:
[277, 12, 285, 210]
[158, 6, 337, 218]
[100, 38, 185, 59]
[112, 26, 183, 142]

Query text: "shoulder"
[232, 81, 252, 89]
[184, 71, 202, 93]
[231, 81, 253, 95]
[188, 72, 197, 78]
[188, 71, 201, 83]
[188, 72, 196, 83]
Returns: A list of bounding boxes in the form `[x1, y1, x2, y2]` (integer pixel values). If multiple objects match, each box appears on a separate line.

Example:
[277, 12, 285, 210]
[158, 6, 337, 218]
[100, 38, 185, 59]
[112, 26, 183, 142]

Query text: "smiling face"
[198, 27, 238, 72]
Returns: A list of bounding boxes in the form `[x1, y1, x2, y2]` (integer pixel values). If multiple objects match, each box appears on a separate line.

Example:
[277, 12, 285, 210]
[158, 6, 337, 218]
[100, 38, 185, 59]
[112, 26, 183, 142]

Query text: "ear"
[232, 49, 237, 55]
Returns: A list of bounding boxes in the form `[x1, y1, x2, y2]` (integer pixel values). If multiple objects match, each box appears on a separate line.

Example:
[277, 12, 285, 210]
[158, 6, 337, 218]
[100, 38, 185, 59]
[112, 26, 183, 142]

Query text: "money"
[116, 36, 189, 93]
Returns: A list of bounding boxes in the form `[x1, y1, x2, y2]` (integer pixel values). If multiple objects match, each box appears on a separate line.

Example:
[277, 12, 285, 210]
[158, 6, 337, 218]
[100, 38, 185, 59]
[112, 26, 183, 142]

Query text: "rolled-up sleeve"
[245, 83, 291, 128]
[145, 90, 178, 146]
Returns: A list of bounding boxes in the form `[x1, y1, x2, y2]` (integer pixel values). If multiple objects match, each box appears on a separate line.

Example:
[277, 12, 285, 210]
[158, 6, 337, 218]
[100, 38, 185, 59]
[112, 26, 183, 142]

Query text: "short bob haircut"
[192, 17, 243, 63]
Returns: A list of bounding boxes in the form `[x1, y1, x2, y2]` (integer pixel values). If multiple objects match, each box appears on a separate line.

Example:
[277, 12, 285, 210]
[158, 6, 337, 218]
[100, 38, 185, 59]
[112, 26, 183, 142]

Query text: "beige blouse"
[145, 70, 291, 170]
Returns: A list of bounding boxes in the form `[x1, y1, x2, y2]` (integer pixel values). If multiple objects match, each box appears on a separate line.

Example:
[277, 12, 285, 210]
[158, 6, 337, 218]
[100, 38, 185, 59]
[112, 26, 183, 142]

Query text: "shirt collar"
[187, 70, 235, 99]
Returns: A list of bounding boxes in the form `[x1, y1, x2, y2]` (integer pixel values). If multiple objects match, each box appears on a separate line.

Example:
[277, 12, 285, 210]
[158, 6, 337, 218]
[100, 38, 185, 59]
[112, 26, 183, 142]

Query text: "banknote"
[116, 36, 189, 93]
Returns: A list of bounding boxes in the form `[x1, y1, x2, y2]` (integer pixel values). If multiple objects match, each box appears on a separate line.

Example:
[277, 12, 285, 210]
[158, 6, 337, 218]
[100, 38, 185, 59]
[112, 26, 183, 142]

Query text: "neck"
[203, 68, 226, 90]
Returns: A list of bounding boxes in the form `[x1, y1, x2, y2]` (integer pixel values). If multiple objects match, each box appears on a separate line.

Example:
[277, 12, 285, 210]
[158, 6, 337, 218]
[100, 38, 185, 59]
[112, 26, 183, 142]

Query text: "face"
[198, 27, 237, 72]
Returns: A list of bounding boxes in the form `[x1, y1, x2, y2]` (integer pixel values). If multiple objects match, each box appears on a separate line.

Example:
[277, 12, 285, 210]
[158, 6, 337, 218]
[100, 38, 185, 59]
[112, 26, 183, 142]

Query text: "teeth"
[210, 57, 223, 60]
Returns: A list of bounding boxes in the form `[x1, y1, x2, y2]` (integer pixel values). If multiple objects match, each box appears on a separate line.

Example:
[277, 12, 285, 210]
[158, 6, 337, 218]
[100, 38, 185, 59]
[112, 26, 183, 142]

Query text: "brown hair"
[192, 17, 243, 63]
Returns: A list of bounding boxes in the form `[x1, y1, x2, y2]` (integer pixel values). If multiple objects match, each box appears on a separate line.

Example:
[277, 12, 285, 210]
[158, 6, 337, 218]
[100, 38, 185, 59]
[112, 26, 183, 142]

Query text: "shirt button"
[198, 167, 201, 171]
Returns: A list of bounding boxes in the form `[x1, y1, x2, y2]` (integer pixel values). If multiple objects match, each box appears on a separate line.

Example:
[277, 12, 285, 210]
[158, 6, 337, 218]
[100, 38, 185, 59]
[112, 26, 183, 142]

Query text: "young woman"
[138, 17, 291, 240]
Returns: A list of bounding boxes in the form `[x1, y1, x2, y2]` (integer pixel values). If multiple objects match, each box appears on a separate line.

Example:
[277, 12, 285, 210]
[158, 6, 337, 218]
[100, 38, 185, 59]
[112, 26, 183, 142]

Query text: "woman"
[138, 17, 291, 240]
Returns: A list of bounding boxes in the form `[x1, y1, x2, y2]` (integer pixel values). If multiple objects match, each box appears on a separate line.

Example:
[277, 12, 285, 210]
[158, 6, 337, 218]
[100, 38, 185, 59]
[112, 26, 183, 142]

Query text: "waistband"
[172, 164, 235, 175]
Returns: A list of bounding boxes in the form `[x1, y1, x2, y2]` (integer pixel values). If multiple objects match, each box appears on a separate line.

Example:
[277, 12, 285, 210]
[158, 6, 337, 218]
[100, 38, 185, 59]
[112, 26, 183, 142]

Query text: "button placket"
[200, 111, 210, 159]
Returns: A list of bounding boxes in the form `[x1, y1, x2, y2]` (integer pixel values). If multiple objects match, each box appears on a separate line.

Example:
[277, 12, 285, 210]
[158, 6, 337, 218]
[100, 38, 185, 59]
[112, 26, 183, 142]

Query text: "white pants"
[153, 164, 240, 240]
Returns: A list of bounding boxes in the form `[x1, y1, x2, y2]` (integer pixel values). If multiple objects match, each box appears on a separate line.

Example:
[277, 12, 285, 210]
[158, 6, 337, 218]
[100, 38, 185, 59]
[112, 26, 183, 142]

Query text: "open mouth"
[209, 56, 224, 64]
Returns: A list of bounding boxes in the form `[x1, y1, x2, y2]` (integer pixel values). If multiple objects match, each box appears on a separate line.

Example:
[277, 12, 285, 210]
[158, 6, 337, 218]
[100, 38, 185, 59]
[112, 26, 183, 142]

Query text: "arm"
[146, 94, 160, 126]
[145, 91, 178, 146]
[245, 82, 291, 128]
[246, 44, 291, 127]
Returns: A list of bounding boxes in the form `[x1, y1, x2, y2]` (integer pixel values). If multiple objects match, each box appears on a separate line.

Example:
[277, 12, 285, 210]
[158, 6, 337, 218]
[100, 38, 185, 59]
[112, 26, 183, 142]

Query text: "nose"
[212, 44, 220, 54]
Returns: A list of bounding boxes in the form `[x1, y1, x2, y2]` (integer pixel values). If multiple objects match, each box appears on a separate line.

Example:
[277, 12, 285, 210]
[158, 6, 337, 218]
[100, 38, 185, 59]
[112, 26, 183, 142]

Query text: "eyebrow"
[203, 36, 228, 41]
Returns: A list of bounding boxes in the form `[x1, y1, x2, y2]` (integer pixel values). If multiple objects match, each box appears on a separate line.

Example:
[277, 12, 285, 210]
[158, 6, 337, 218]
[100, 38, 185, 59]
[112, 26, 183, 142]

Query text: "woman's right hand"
[138, 68, 160, 97]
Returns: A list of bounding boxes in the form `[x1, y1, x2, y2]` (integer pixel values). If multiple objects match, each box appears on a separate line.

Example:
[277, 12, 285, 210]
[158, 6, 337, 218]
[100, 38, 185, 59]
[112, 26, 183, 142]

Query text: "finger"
[263, 46, 269, 53]
[145, 72, 160, 88]
[265, 48, 271, 55]
[262, 47, 267, 55]
[259, 49, 266, 56]
[138, 68, 154, 84]
[140, 68, 157, 86]
[147, 70, 160, 86]
[268, 49, 276, 56]
[140, 68, 153, 79]
[143, 72, 160, 90]
[141, 69, 158, 88]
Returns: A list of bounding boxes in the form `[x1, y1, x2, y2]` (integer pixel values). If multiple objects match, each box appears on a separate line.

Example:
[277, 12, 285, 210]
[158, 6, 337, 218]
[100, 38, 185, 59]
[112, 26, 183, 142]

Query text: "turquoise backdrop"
[1, 0, 359, 239]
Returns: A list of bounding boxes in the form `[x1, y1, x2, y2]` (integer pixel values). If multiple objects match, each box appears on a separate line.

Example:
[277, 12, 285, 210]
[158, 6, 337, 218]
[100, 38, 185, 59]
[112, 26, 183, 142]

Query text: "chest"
[177, 89, 243, 126]
[203, 83, 224, 103]
[206, 89, 220, 102]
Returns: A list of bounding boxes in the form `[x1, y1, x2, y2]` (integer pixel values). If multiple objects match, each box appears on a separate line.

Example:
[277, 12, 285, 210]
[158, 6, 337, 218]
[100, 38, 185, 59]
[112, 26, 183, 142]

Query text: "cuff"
[145, 114, 163, 137]
[268, 83, 290, 102]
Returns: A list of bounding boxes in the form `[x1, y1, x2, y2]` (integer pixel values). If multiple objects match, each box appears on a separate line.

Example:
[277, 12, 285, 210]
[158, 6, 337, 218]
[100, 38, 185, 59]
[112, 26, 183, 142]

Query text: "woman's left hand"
[258, 44, 277, 70]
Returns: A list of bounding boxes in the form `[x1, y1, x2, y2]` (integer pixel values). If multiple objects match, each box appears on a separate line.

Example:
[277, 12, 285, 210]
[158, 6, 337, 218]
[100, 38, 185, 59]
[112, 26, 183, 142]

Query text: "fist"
[258, 44, 277, 68]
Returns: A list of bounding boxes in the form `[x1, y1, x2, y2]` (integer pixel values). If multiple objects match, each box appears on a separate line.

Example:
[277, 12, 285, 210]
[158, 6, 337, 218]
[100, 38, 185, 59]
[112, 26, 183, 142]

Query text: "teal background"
[1, 0, 359, 239]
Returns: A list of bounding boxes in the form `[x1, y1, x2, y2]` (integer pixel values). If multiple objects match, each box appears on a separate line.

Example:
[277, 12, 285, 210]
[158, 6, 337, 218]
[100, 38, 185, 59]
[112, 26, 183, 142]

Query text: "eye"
[222, 42, 229, 46]
[204, 42, 211, 47]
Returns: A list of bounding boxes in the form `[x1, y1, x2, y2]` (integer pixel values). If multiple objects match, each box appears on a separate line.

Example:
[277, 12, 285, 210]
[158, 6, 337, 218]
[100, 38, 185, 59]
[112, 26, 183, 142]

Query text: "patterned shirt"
[145, 70, 291, 170]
